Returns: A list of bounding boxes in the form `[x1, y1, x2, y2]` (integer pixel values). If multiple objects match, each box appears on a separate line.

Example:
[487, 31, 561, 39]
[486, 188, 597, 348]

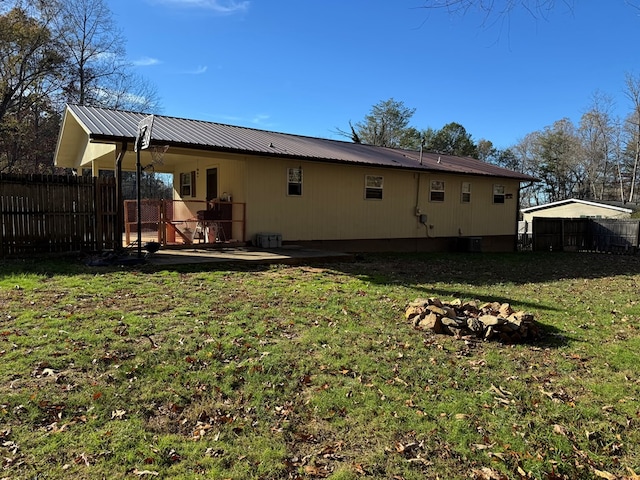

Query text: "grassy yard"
[1, 252, 640, 479]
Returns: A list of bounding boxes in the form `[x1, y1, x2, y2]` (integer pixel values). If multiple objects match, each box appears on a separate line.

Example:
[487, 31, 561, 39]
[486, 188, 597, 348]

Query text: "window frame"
[287, 167, 303, 196]
[430, 180, 445, 202]
[180, 171, 196, 197]
[493, 184, 505, 204]
[364, 175, 384, 200]
[461, 181, 471, 203]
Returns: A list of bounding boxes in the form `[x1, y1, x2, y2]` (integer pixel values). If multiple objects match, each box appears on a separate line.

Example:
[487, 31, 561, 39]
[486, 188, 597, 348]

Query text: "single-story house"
[54, 104, 536, 252]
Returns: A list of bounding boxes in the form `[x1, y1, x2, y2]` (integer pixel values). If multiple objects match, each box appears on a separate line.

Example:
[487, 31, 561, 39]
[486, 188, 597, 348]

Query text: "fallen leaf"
[304, 464, 329, 477]
[353, 463, 366, 474]
[111, 409, 126, 419]
[133, 469, 159, 476]
[553, 424, 567, 436]
[471, 466, 507, 479]
[472, 443, 495, 451]
[626, 467, 640, 479]
[489, 451, 507, 461]
[592, 468, 616, 480]
[490, 384, 513, 398]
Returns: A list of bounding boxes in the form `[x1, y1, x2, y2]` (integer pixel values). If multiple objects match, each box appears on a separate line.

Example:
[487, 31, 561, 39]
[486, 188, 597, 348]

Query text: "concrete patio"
[145, 245, 353, 266]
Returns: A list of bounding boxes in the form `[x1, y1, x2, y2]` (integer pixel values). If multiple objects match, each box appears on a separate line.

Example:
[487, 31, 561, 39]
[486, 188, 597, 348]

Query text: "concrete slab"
[146, 246, 353, 266]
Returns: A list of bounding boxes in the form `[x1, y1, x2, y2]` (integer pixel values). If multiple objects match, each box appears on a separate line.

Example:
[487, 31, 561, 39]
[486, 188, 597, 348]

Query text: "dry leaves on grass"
[471, 466, 508, 480]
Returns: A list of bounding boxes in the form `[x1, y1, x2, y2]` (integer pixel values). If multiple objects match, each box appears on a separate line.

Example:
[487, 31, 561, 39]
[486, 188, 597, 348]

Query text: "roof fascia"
[522, 198, 633, 214]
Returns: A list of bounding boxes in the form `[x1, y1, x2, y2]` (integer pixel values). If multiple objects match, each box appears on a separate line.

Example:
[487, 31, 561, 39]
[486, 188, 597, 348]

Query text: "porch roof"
[56, 104, 536, 181]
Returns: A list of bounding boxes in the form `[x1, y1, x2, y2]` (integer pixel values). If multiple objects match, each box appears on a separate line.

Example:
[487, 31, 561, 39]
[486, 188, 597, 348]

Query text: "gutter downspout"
[414, 141, 429, 251]
[415, 141, 424, 214]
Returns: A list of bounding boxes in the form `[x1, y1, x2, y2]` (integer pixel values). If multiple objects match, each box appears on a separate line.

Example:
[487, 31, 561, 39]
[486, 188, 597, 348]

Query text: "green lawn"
[1, 252, 640, 479]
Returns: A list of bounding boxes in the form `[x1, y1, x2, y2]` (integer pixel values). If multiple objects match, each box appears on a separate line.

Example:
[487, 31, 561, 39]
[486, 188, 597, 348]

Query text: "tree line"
[345, 86, 640, 207]
[0, 0, 164, 193]
[4, 0, 640, 207]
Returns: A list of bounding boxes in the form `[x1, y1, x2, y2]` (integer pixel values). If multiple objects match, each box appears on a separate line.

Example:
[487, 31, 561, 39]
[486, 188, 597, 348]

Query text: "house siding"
[87, 147, 521, 250]
[243, 157, 520, 243]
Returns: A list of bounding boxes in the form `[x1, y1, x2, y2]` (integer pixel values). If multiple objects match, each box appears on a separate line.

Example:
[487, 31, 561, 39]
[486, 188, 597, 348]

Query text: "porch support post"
[115, 142, 127, 251]
[136, 143, 142, 258]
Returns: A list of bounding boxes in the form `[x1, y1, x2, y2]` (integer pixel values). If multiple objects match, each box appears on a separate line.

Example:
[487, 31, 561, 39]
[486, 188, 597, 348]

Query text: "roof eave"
[89, 133, 538, 181]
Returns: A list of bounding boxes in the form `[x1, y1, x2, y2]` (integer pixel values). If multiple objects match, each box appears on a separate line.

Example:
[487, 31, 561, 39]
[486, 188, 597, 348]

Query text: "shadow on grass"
[3, 250, 640, 285]
[0, 251, 594, 351]
[339, 251, 640, 286]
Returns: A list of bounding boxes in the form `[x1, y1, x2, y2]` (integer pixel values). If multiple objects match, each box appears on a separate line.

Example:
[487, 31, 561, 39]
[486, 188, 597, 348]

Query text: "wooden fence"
[0, 174, 118, 257]
[532, 217, 640, 253]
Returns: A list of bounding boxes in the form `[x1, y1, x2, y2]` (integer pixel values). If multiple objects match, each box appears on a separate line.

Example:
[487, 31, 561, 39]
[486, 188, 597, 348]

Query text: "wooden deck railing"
[123, 199, 246, 247]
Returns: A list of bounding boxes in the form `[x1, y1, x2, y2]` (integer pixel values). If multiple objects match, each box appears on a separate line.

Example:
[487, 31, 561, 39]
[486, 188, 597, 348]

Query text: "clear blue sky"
[111, 0, 640, 150]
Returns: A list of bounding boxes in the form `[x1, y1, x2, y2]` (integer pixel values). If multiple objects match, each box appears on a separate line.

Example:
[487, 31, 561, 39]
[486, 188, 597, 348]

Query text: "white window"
[493, 184, 505, 204]
[288, 167, 303, 196]
[461, 182, 471, 203]
[365, 175, 383, 199]
[430, 180, 445, 202]
[180, 172, 195, 197]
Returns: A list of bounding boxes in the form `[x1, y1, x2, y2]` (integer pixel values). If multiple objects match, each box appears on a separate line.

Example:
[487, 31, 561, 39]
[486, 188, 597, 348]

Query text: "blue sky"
[111, 0, 640, 150]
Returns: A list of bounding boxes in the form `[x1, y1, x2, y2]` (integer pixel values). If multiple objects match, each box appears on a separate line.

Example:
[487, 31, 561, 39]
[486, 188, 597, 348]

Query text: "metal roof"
[65, 104, 536, 181]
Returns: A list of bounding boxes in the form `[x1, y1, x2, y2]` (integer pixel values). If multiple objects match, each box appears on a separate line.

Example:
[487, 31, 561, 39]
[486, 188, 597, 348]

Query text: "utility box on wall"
[255, 233, 282, 248]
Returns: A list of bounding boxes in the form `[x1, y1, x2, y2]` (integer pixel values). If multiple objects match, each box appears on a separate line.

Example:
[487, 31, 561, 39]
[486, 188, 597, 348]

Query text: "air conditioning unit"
[468, 237, 482, 252]
[255, 233, 282, 248]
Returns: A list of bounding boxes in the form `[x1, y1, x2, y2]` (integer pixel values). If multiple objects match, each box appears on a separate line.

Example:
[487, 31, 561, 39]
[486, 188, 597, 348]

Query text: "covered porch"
[123, 198, 247, 248]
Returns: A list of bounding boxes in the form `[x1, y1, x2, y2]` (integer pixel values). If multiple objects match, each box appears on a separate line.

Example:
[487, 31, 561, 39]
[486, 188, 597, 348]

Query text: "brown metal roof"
[66, 104, 536, 181]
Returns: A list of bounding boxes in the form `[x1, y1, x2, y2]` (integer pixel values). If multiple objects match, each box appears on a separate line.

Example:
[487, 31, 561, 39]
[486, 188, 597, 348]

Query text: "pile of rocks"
[405, 297, 539, 343]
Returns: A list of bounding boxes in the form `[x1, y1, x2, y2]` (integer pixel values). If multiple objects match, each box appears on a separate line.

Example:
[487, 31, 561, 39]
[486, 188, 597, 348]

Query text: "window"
[430, 180, 445, 202]
[493, 184, 505, 204]
[461, 182, 471, 203]
[365, 175, 383, 199]
[180, 171, 196, 197]
[288, 167, 303, 196]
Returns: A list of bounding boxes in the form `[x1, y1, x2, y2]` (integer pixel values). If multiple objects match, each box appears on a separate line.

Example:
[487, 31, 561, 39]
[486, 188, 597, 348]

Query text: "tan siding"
[418, 176, 519, 238]
[244, 158, 520, 242]
[245, 159, 422, 241]
[98, 146, 521, 245]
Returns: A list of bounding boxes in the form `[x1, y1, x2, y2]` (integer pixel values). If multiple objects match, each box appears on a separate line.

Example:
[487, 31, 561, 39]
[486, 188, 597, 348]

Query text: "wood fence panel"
[532, 217, 640, 253]
[532, 217, 565, 252]
[590, 219, 640, 253]
[0, 174, 117, 257]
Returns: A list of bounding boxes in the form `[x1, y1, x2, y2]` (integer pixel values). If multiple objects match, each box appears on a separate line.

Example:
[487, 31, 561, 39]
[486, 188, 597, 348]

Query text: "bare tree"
[419, 0, 573, 23]
[55, 0, 160, 111]
[623, 73, 640, 203]
[578, 91, 619, 200]
[522, 119, 583, 203]
[511, 131, 542, 205]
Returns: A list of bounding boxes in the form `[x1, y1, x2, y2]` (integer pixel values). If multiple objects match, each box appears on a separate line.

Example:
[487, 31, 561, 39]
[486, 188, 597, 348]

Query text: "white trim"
[521, 198, 632, 215]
